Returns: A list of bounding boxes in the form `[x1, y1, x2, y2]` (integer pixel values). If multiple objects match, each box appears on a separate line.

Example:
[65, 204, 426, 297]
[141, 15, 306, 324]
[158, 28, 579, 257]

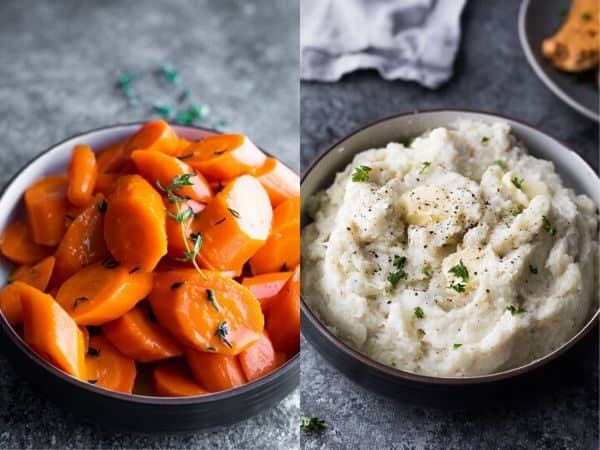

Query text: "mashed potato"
[302, 120, 598, 377]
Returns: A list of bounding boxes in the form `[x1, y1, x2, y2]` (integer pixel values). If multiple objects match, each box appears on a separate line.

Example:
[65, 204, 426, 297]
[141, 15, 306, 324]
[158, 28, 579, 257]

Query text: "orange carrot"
[153, 360, 207, 396]
[96, 140, 128, 173]
[254, 158, 300, 207]
[55, 261, 153, 325]
[104, 175, 167, 271]
[85, 335, 136, 393]
[94, 173, 119, 196]
[67, 144, 98, 207]
[185, 349, 246, 392]
[164, 198, 205, 259]
[266, 265, 299, 356]
[238, 331, 277, 381]
[53, 195, 109, 286]
[80, 326, 90, 352]
[124, 120, 179, 155]
[242, 271, 293, 314]
[0, 221, 51, 264]
[103, 304, 182, 363]
[275, 351, 288, 368]
[149, 269, 264, 355]
[182, 134, 266, 180]
[18, 282, 86, 379]
[249, 196, 299, 275]
[191, 175, 272, 271]
[131, 150, 212, 204]
[24, 175, 69, 246]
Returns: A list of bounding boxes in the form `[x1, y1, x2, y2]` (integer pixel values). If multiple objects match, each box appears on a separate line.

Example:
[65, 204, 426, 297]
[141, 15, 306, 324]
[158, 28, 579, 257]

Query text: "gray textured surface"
[300, 1, 599, 449]
[0, 1, 298, 449]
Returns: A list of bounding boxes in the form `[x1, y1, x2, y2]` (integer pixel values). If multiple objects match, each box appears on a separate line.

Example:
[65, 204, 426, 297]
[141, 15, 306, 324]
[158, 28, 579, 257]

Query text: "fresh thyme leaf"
[215, 321, 232, 348]
[228, 208, 241, 218]
[300, 416, 326, 431]
[506, 305, 525, 315]
[449, 282, 466, 293]
[87, 347, 101, 357]
[167, 207, 194, 224]
[492, 160, 506, 169]
[511, 176, 524, 190]
[72, 296, 89, 310]
[387, 270, 407, 288]
[351, 165, 372, 182]
[215, 218, 226, 225]
[102, 256, 119, 269]
[481, 136, 490, 144]
[413, 306, 425, 319]
[171, 281, 184, 290]
[509, 203, 523, 216]
[453, 343, 462, 349]
[177, 153, 194, 160]
[419, 161, 431, 174]
[582, 11, 592, 21]
[421, 266, 431, 277]
[529, 265, 538, 274]
[542, 215, 556, 236]
[88, 379, 98, 384]
[171, 173, 196, 188]
[206, 288, 219, 311]
[96, 199, 107, 213]
[449, 260, 469, 282]
[205, 345, 217, 351]
[213, 150, 226, 155]
[129, 266, 140, 274]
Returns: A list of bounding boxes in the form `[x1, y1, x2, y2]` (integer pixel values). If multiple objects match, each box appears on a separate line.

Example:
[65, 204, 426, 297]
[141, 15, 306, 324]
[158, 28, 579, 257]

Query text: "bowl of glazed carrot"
[0, 120, 300, 432]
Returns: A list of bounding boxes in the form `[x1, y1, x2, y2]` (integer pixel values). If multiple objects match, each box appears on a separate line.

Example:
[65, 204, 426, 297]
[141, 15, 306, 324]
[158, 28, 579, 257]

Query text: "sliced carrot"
[0, 285, 23, 325]
[96, 139, 128, 173]
[255, 158, 300, 207]
[238, 331, 277, 382]
[25, 175, 69, 246]
[175, 138, 192, 155]
[85, 335, 136, 393]
[18, 282, 86, 379]
[149, 269, 263, 355]
[185, 349, 246, 392]
[80, 326, 89, 352]
[191, 175, 272, 271]
[55, 261, 153, 325]
[182, 134, 266, 180]
[266, 265, 299, 356]
[275, 351, 288, 368]
[124, 120, 179, 155]
[242, 271, 293, 314]
[153, 360, 207, 396]
[249, 196, 299, 275]
[53, 195, 109, 286]
[164, 198, 205, 259]
[67, 145, 98, 207]
[104, 175, 167, 271]
[131, 150, 212, 204]
[103, 304, 182, 363]
[0, 221, 51, 264]
[94, 173, 119, 196]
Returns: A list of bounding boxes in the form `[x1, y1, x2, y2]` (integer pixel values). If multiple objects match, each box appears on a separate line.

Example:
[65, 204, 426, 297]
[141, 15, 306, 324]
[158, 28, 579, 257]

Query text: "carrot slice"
[124, 120, 179, 155]
[96, 140, 128, 173]
[164, 198, 205, 259]
[153, 360, 207, 396]
[0, 221, 51, 264]
[67, 145, 98, 207]
[242, 271, 293, 314]
[191, 175, 272, 271]
[18, 282, 86, 379]
[55, 262, 153, 325]
[149, 269, 263, 355]
[249, 196, 299, 275]
[94, 173, 119, 196]
[103, 304, 182, 363]
[238, 331, 277, 382]
[80, 326, 90, 353]
[131, 150, 212, 204]
[53, 195, 109, 286]
[104, 175, 167, 271]
[185, 349, 246, 392]
[183, 134, 266, 180]
[275, 351, 288, 368]
[255, 158, 300, 207]
[86, 335, 136, 393]
[266, 265, 299, 356]
[25, 175, 69, 246]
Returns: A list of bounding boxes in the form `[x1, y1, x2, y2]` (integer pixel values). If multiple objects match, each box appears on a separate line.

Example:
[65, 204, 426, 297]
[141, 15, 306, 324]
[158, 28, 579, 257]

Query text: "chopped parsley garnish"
[388, 255, 408, 288]
[542, 215, 556, 236]
[449, 260, 469, 282]
[481, 136, 490, 144]
[228, 208, 241, 218]
[401, 137, 415, 148]
[509, 203, 523, 216]
[129, 266, 140, 274]
[72, 296, 89, 311]
[453, 343, 462, 349]
[184, 232, 203, 262]
[87, 347, 101, 357]
[300, 416, 326, 431]
[413, 306, 425, 319]
[177, 153, 194, 160]
[582, 12, 592, 21]
[421, 266, 431, 278]
[529, 265, 538, 274]
[449, 282, 466, 293]
[419, 161, 431, 174]
[506, 305, 525, 315]
[393, 255, 406, 268]
[206, 288, 219, 312]
[492, 160, 506, 169]
[205, 345, 217, 351]
[171, 281, 184, 290]
[351, 165, 372, 182]
[511, 176, 524, 190]
[215, 321, 232, 348]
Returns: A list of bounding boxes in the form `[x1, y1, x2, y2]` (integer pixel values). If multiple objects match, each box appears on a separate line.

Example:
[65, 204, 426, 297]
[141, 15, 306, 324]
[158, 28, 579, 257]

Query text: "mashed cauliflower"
[302, 120, 598, 377]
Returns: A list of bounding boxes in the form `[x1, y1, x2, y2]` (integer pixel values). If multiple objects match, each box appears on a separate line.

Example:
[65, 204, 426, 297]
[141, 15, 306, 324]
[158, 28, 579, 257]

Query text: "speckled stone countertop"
[0, 0, 298, 449]
[300, 1, 598, 449]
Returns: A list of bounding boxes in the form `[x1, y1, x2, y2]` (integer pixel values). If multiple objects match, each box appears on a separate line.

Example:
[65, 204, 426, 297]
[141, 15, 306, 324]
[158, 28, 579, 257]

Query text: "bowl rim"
[518, 0, 599, 122]
[0, 121, 299, 404]
[300, 108, 599, 385]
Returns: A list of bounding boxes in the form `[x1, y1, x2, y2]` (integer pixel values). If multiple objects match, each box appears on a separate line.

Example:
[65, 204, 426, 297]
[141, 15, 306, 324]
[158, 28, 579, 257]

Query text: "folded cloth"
[301, 0, 467, 88]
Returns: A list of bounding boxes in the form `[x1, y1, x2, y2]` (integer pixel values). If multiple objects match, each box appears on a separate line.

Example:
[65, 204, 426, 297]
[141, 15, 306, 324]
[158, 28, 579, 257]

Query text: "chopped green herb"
[529, 265, 538, 274]
[167, 207, 194, 224]
[419, 161, 431, 174]
[506, 305, 525, 315]
[582, 12, 592, 21]
[509, 203, 523, 217]
[96, 199, 107, 213]
[300, 416, 326, 431]
[414, 306, 425, 319]
[393, 255, 407, 269]
[481, 136, 490, 144]
[215, 218, 226, 225]
[449, 260, 469, 282]
[228, 208, 241, 218]
[87, 347, 101, 357]
[177, 153, 195, 160]
[387, 270, 407, 288]
[453, 343, 462, 349]
[492, 160, 506, 169]
[215, 321, 232, 348]
[102, 256, 119, 269]
[129, 266, 140, 274]
[511, 176, 524, 190]
[401, 137, 414, 148]
[542, 215, 556, 236]
[206, 288, 219, 312]
[205, 345, 217, 351]
[184, 232, 203, 262]
[421, 266, 431, 278]
[171, 281, 184, 290]
[351, 165, 372, 182]
[72, 296, 89, 311]
[449, 282, 466, 293]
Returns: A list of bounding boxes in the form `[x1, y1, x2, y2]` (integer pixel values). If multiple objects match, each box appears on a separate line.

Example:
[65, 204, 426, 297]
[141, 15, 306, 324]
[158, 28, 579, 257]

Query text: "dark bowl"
[300, 109, 599, 406]
[0, 123, 299, 432]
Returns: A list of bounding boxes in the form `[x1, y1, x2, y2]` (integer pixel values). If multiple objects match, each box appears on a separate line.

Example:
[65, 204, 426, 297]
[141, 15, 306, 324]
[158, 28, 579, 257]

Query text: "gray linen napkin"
[301, 0, 467, 88]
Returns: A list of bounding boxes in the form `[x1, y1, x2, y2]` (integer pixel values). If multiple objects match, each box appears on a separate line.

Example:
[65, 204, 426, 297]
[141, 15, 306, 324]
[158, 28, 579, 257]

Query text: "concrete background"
[300, 1, 598, 449]
[0, 1, 298, 449]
